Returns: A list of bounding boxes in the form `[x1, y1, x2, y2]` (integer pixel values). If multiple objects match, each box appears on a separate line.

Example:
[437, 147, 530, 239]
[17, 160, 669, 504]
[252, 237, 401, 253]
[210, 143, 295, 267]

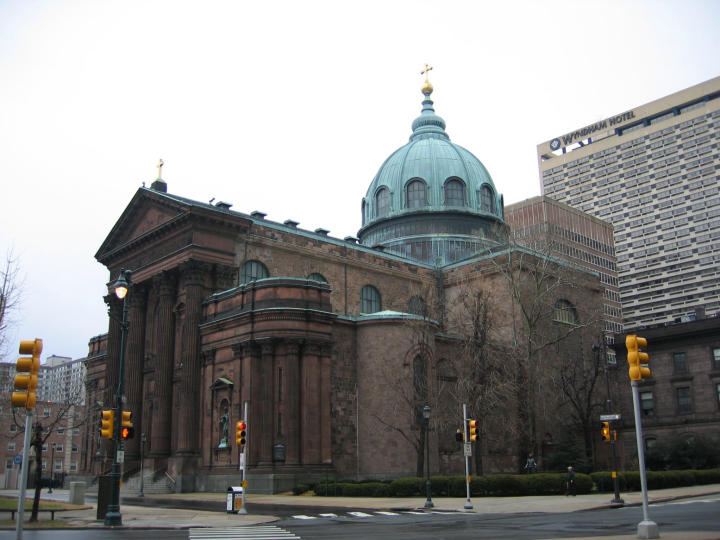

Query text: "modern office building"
[505, 196, 622, 360]
[537, 77, 720, 331]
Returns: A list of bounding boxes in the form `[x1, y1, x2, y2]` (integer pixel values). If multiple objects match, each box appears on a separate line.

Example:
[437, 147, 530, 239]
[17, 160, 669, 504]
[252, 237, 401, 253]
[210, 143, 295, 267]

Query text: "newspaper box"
[227, 486, 243, 513]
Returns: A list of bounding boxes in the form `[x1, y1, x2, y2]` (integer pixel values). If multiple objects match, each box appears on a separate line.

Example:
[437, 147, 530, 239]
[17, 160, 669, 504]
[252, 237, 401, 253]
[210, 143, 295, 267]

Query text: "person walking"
[566, 466, 576, 496]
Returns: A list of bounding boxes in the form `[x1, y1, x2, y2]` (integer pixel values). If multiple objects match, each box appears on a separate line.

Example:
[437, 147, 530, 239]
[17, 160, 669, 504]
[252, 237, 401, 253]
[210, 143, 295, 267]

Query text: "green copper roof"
[360, 85, 503, 230]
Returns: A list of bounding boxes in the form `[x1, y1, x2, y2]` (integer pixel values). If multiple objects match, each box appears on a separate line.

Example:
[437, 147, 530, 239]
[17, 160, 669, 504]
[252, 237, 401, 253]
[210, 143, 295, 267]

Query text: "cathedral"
[86, 76, 605, 493]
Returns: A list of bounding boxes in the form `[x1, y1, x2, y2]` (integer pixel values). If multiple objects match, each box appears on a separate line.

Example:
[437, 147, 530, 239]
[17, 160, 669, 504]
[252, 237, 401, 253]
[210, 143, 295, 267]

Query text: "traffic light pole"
[105, 287, 129, 527]
[238, 401, 248, 515]
[599, 341, 623, 504]
[462, 404, 472, 510]
[15, 410, 33, 540]
[630, 381, 658, 539]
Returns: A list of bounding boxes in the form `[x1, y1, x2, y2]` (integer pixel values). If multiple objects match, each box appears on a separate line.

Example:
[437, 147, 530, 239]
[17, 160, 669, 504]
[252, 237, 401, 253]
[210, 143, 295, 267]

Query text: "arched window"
[375, 187, 390, 218]
[444, 178, 466, 206]
[480, 185, 494, 213]
[406, 178, 428, 208]
[361, 200, 366, 226]
[553, 299, 578, 325]
[307, 273, 328, 284]
[408, 295, 427, 316]
[361, 285, 381, 314]
[241, 260, 269, 283]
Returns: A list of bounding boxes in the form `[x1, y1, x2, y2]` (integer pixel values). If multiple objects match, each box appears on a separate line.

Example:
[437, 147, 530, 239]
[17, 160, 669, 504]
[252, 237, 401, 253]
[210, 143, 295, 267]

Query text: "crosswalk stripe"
[291, 514, 317, 519]
[189, 525, 300, 539]
[375, 511, 400, 516]
[348, 511, 374, 517]
[318, 512, 338, 517]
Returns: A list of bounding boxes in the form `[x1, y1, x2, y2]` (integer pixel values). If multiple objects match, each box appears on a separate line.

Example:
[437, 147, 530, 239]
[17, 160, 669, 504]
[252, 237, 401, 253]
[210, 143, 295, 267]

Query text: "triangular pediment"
[95, 188, 190, 262]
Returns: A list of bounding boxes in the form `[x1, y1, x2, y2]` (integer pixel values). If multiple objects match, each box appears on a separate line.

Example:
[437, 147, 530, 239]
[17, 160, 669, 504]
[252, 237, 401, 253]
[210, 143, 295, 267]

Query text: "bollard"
[70, 481, 86, 505]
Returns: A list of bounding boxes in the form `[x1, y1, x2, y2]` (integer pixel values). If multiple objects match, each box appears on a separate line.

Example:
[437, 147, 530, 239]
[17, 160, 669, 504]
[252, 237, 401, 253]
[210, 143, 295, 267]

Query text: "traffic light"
[601, 421, 611, 442]
[11, 338, 42, 410]
[626, 334, 651, 381]
[455, 428, 463, 442]
[236, 421, 247, 450]
[101, 409, 114, 439]
[467, 419, 478, 443]
[120, 410, 134, 439]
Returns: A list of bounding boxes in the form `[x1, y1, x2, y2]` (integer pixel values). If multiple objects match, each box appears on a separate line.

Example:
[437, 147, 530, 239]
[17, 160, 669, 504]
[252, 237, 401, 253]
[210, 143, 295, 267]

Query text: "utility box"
[70, 481, 86, 505]
[226, 486, 243, 513]
[96, 476, 112, 520]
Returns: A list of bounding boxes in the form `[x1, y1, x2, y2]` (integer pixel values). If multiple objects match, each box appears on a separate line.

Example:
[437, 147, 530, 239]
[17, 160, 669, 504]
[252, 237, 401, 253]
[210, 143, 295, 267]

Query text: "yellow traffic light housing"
[120, 410, 134, 439]
[626, 335, 651, 381]
[11, 339, 42, 410]
[101, 409, 115, 439]
[236, 421, 247, 450]
[601, 421, 611, 442]
[467, 419, 478, 443]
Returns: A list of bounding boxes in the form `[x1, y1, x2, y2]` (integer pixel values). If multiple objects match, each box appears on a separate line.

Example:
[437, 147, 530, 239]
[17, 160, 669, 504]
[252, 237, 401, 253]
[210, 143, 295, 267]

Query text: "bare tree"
[492, 230, 604, 469]
[0, 248, 23, 359]
[446, 285, 514, 475]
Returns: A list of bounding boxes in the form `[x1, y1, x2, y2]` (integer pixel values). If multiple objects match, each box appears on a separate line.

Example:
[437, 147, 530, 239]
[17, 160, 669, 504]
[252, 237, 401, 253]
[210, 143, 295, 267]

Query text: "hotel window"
[9, 424, 16, 433]
[8, 442, 15, 452]
[640, 391, 655, 416]
[676, 387, 692, 413]
[713, 348, 720, 370]
[673, 352, 688, 373]
[645, 437, 657, 452]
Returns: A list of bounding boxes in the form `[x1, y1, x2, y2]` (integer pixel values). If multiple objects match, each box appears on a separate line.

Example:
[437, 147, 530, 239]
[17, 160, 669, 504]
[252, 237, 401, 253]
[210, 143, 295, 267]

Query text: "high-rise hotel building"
[537, 77, 720, 331]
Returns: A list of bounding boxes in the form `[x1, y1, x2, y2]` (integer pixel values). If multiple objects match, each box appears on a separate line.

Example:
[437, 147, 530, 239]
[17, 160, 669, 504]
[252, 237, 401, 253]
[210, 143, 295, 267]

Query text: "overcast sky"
[1, 0, 719, 362]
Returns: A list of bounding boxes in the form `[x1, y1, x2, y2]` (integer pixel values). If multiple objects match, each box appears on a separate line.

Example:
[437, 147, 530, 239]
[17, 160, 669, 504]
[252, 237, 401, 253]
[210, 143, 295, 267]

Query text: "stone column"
[150, 272, 176, 457]
[256, 342, 275, 467]
[319, 343, 332, 465]
[301, 342, 321, 464]
[177, 261, 207, 455]
[284, 341, 301, 465]
[124, 284, 146, 459]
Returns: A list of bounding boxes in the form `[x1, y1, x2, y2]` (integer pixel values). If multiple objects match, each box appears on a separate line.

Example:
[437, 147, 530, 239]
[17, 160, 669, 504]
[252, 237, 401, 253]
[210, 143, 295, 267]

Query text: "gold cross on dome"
[421, 63, 433, 83]
[157, 159, 164, 179]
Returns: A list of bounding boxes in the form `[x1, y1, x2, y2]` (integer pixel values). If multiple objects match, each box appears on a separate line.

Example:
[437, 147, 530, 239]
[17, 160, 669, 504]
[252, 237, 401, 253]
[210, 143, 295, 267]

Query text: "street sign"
[600, 414, 622, 421]
[13, 454, 22, 465]
[463, 443, 472, 457]
[117, 450, 125, 463]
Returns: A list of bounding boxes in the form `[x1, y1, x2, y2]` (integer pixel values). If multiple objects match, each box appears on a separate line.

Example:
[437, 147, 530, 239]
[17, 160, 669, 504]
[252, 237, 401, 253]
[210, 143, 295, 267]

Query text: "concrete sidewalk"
[2, 483, 719, 538]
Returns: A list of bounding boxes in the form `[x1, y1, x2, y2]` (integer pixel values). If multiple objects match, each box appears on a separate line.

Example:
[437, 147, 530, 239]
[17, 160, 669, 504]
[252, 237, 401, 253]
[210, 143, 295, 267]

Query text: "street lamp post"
[48, 443, 56, 494]
[423, 405, 433, 509]
[104, 269, 131, 526]
[594, 342, 624, 505]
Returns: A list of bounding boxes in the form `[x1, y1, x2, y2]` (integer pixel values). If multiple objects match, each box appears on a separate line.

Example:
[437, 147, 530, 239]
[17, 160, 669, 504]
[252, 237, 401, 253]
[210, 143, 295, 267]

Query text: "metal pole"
[48, 444, 55, 494]
[599, 342, 623, 504]
[462, 403, 472, 509]
[138, 433, 145, 497]
[105, 287, 128, 526]
[631, 380, 659, 538]
[16, 410, 33, 540]
[423, 405, 433, 509]
[238, 401, 248, 514]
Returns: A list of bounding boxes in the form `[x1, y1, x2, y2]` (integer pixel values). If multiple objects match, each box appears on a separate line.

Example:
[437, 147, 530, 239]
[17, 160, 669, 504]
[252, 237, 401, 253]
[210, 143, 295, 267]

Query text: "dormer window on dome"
[444, 178, 466, 206]
[406, 178, 428, 208]
[375, 187, 390, 218]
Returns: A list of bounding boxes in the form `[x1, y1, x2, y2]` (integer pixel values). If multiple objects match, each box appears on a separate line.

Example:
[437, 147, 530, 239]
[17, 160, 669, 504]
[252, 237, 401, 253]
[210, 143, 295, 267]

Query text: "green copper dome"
[358, 85, 507, 266]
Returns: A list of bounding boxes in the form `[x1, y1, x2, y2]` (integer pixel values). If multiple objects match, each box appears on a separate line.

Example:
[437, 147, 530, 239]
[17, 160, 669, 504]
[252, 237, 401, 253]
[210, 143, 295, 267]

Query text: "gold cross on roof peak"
[421, 63, 433, 83]
[157, 159, 164, 179]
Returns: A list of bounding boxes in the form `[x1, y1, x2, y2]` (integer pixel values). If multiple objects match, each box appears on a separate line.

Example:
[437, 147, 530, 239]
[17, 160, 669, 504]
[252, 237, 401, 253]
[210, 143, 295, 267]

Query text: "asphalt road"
[0, 495, 718, 540]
